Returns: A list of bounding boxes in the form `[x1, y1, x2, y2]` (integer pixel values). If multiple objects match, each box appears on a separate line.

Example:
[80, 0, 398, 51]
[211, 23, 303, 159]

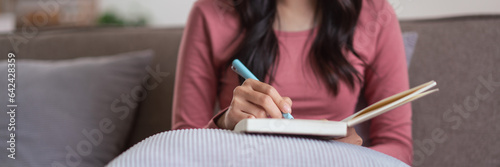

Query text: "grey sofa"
[0, 15, 498, 166]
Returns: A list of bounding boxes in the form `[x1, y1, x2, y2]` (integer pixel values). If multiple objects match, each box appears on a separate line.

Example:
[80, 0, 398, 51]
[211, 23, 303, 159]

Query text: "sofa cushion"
[0, 50, 153, 166]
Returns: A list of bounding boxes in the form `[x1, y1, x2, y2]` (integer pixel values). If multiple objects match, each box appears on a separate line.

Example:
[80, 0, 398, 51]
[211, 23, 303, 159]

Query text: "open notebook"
[234, 81, 438, 138]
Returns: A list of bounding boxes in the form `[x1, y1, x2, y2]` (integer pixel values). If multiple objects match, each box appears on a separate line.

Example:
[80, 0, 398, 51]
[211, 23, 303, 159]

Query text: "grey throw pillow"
[0, 50, 154, 167]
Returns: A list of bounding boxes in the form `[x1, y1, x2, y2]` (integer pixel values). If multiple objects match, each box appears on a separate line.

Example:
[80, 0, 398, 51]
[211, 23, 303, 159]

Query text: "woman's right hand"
[216, 79, 293, 130]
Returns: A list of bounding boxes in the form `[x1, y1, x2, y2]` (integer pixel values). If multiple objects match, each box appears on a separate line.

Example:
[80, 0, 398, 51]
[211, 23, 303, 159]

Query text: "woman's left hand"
[334, 127, 363, 146]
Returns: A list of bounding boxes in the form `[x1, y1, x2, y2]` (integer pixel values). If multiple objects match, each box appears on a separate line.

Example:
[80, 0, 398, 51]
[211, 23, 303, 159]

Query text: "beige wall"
[394, 0, 500, 20]
[98, 0, 197, 27]
[98, 0, 500, 27]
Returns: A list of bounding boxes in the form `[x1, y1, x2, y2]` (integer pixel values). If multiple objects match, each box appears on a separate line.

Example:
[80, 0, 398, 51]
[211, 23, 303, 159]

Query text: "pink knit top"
[172, 0, 412, 164]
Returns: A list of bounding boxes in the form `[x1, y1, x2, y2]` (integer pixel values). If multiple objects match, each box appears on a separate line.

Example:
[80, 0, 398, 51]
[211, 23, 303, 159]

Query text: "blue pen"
[231, 59, 294, 119]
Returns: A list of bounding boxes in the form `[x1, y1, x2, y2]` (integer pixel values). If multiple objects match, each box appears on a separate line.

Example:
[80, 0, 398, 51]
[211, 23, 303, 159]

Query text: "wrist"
[215, 110, 228, 129]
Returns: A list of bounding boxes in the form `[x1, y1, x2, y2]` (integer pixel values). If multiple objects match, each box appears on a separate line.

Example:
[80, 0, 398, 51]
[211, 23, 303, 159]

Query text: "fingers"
[242, 79, 292, 114]
[224, 79, 293, 130]
[235, 86, 282, 118]
[282, 97, 293, 113]
[283, 97, 292, 106]
[232, 97, 267, 118]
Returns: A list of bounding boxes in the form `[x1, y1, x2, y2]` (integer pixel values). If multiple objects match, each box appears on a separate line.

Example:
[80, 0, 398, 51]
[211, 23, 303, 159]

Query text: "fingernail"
[248, 115, 256, 119]
[283, 104, 291, 113]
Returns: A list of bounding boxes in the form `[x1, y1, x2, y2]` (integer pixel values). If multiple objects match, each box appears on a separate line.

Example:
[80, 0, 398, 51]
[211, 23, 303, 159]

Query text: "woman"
[172, 0, 412, 164]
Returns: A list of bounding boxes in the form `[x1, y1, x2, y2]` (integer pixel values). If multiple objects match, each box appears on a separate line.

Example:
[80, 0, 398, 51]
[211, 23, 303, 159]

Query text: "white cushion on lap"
[107, 129, 408, 167]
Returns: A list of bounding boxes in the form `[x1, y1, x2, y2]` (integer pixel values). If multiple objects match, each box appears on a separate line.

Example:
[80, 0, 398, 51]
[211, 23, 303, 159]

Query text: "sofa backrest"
[401, 16, 500, 166]
[0, 27, 183, 147]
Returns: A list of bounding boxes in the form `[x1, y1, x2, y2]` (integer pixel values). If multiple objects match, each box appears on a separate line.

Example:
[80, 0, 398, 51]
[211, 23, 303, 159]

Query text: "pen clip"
[231, 65, 237, 73]
[231, 65, 243, 77]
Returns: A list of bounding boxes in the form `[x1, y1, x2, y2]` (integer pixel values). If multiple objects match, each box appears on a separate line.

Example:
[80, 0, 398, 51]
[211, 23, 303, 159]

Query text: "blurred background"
[1, 0, 500, 33]
[0, 0, 198, 33]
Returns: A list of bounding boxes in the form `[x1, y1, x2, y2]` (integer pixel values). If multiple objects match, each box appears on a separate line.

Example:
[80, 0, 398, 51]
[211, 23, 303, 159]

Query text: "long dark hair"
[229, 0, 364, 95]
